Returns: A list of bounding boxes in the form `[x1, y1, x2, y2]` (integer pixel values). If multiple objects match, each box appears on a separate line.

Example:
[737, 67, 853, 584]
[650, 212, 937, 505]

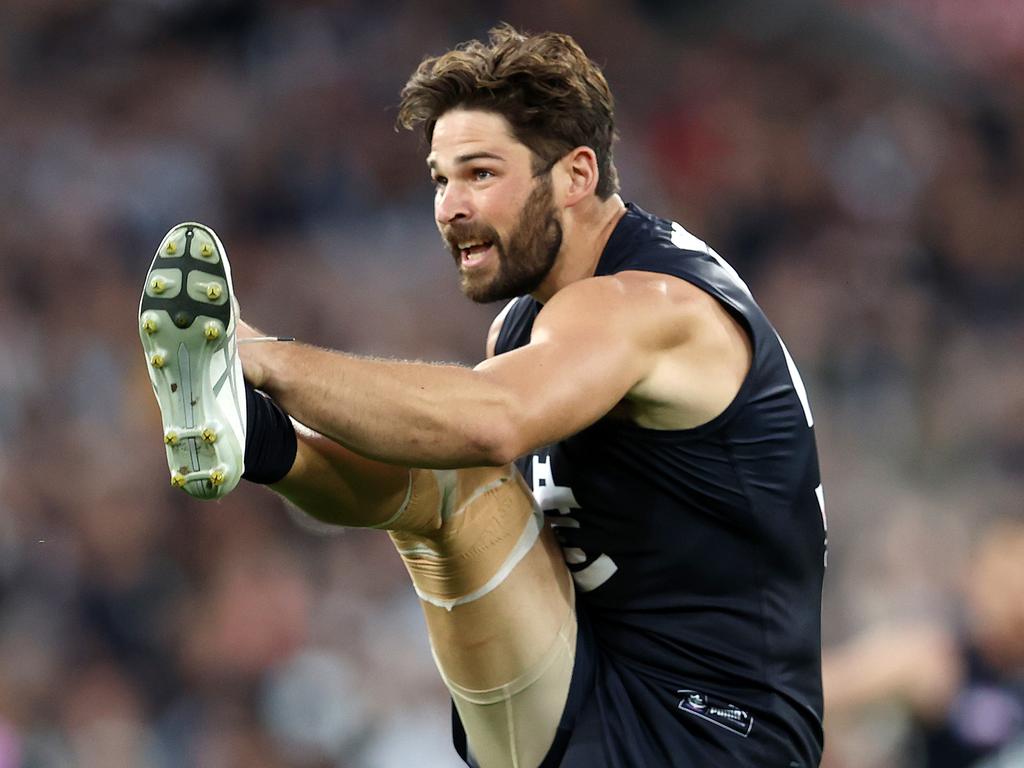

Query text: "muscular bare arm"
[266, 296, 523, 528]
[241, 271, 749, 469]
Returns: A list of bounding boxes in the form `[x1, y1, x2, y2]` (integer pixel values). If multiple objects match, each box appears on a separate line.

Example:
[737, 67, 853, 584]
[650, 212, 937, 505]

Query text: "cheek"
[483, 198, 523, 236]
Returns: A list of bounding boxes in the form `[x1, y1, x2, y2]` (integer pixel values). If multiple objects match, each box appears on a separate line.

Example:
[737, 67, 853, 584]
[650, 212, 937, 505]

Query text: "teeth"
[458, 241, 485, 250]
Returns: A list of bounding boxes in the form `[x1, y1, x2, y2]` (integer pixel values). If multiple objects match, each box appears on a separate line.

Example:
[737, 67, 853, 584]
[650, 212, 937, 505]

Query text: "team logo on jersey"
[676, 689, 754, 737]
[529, 453, 619, 592]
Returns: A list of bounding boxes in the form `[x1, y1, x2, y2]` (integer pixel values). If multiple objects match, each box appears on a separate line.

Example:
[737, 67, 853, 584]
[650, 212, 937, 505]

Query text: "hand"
[236, 318, 272, 390]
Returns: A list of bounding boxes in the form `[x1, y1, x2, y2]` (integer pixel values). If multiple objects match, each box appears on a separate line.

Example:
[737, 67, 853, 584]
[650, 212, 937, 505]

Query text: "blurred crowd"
[0, 1, 1021, 766]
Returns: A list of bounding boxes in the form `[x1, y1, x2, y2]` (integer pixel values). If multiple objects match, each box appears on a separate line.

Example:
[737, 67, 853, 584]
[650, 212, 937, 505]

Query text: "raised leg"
[276, 435, 576, 767]
[389, 467, 576, 768]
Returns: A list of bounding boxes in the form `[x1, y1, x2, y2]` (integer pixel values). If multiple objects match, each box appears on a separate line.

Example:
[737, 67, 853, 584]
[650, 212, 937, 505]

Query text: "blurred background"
[0, 0, 1022, 766]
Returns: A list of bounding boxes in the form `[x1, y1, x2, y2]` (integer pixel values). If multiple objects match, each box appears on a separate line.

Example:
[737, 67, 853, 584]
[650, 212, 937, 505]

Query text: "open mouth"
[458, 240, 494, 269]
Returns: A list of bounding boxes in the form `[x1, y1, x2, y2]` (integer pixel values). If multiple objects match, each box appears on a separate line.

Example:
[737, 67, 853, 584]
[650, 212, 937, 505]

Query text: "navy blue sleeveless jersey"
[485, 203, 826, 767]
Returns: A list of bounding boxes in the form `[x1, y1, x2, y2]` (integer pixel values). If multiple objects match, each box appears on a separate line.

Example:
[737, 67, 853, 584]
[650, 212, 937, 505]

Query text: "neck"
[531, 194, 627, 303]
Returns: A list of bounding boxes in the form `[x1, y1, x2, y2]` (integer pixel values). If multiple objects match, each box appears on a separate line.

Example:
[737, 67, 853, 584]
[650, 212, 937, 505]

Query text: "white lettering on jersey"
[573, 554, 618, 592]
[531, 454, 618, 591]
[531, 454, 580, 515]
[563, 547, 587, 564]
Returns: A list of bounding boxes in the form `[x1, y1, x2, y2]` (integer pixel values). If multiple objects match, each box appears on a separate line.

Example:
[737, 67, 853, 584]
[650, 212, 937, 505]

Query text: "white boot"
[139, 222, 245, 499]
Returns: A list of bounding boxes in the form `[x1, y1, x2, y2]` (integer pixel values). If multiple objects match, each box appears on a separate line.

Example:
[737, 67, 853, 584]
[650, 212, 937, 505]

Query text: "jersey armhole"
[486, 298, 520, 359]
[605, 268, 763, 440]
[672, 272, 762, 435]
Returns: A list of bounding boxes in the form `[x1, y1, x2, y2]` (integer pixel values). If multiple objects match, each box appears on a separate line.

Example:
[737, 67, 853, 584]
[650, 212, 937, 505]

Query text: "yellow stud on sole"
[200, 243, 213, 257]
[142, 317, 158, 334]
[166, 242, 177, 255]
[171, 473, 187, 488]
[209, 469, 226, 487]
[201, 427, 217, 444]
[151, 354, 165, 368]
[206, 283, 222, 300]
[151, 277, 167, 294]
[203, 323, 221, 341]
[164, 432, 179, 446]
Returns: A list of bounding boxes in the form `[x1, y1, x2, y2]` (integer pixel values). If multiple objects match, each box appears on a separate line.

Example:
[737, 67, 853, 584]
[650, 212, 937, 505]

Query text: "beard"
[442, 174, 563, 303]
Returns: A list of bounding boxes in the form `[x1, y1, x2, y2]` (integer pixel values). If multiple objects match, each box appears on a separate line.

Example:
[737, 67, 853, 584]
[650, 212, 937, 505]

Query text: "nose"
[435, 180, 471, 225]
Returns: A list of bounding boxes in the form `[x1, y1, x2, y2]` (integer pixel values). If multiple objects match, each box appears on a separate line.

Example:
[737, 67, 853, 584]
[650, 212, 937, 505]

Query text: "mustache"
[442, 222, 500, 251]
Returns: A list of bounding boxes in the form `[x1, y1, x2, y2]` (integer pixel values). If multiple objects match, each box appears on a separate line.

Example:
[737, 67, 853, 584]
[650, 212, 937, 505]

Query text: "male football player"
[141, 25, 826, 767]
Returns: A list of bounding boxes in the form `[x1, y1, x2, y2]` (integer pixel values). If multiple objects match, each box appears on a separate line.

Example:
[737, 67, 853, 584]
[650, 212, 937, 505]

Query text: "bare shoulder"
[537, 270, 724, 349]
[538, 271, 752, 430]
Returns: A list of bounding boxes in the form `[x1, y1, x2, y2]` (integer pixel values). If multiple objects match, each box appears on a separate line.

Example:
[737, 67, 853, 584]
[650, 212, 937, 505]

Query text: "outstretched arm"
[249, 301, 521, 528]
[236, 323, 412, 528]
[239, 271, 719, 469]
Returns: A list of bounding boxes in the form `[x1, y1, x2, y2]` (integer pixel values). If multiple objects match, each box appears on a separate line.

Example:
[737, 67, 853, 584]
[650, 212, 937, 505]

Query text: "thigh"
[444, 562, 577, 768]
[423, 521, 575, 689]
[411, 467, 577, 766]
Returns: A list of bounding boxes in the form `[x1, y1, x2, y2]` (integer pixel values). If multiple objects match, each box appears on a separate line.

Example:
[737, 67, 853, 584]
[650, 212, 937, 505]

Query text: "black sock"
[242, 381, 298, 485]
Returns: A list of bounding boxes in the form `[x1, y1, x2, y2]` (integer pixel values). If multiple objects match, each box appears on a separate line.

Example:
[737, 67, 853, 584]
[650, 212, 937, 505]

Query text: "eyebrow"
[427, 151, 506, 170]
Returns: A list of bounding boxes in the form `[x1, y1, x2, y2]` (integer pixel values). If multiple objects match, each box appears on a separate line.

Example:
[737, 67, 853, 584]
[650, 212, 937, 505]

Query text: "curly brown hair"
[398, 24, 620, 199]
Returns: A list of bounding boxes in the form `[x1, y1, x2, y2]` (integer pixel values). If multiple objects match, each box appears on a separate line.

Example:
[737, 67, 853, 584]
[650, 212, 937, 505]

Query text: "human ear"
[563, 147, 599, 207]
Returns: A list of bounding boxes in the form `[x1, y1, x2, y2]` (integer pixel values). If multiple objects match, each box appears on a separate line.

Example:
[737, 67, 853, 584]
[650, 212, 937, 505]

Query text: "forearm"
[822, 624, 960, 720]
[271, 424, 412, 527]
[255, 342, 514, 468]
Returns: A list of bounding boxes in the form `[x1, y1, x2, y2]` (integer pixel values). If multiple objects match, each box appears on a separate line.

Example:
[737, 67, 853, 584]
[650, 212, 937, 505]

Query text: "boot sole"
[139, 222, 244, 499]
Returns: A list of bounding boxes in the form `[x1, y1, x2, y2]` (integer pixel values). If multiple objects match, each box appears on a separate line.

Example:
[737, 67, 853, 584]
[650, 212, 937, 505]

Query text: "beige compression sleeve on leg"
[384, 467, 545, 611]
[382, 465, 577, 767]
[440, 572, 576, 768]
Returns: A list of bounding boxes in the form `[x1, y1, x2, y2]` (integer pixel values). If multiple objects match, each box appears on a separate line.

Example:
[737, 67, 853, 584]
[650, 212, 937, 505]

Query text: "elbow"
[467, 412, 525, 467]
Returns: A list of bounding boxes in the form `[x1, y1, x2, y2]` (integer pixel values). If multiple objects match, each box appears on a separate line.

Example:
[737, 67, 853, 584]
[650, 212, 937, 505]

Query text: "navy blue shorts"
[452, 608, 821, 767]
